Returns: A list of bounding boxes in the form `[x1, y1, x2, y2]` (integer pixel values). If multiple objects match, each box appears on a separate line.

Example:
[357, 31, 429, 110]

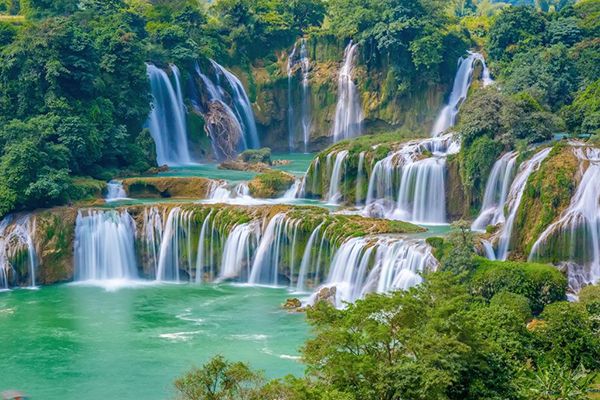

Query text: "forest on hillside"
[0, 1, 599, 399]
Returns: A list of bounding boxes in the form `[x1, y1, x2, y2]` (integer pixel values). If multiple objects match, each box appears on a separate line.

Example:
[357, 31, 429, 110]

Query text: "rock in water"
[204, 101, 243, 161]
[283, 298, 302, 310]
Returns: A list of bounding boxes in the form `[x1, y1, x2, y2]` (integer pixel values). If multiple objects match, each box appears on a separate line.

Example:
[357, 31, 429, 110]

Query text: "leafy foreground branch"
[174, 270, 600, 400]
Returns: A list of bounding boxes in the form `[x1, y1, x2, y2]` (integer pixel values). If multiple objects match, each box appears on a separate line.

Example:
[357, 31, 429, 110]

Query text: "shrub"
[469, 257, 567, 313]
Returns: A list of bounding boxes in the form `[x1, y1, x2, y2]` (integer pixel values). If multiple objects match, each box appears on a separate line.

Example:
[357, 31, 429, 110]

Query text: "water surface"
[0, 284, 308, 399]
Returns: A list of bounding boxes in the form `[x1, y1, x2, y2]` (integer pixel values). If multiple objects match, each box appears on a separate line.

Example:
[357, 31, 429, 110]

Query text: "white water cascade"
[327, 150, 349, 204]
[364, 135, 459, 223]
[315, 237, 437, 308]
[147, 64, 193, 166]
[431, 52, 493, 137]
[0, 215, 37, 289]
[471, 152, 518, 231]
[74, 210, 138, 281]
[105, 180, 129, 202]
[155, 207, 195, 282]
[287, 39, 312, 152]
[331, 41, 363, 142]
[528, 147, 600, 290]
[219, 222, 260, 281]
[210, 60, 260, 149]
[492, 147, 552, 260]
[248, 214, 299, 286]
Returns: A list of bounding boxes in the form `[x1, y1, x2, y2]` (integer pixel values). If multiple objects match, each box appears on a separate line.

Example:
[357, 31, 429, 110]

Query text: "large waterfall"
[491, 147, 552, 260]
[74, 210, 139, 282]
[472, 152, 518, 231]
[69, 206, 436, 305]
[364, 135, 460, 224]
[528, 147, 600, 290]
[147, 64, 193, 166]
[0, 214, 37, 289]
[431, 52, 493, 137]
[331, 41, 363, 142]
[287, 39, 312, 152]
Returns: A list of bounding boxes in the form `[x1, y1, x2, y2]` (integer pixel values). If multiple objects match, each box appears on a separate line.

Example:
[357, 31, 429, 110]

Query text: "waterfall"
[287, 43, 297, 152]
[195, 63, 246, 154]
[195, 210, 214, 283]
[331, 41, 363, 142]
[0, 215, 37, 288]
[155, 207, 194, 282]
[281, 179, 302, 200]
[316, 237, 437, 307]
[142, 207, 163, 277]
[219, 222, 260, 281]
[105, 180, 128, 202]
[355, 151, 366, 206]
[494, 147, 552, 260]
[528, 147, 600, 290]
[74, 210, 138, 281]
[146, 64, 193, 166]
[287, 39, 312, 152]
[299, 39, 311, 152]
[364, 134, 459, 223]
[210, 60, 260, 149]
[296, 223, 324, 291]
[248, 214, 291, 285]
[431, 52, 493, 137]
[471, 152, 518, 231]
[327, 150, 349, 204]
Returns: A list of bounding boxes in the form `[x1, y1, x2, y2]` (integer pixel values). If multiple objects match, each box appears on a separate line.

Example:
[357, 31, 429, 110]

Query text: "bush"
[469, 257, 567, 313]
[248, 170, 295, 198]
[240, 148, 272, 164]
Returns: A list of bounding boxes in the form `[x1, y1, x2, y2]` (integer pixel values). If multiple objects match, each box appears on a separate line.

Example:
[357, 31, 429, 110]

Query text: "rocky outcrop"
[121, 177, 213, 199]
[248, 171, 296, 198]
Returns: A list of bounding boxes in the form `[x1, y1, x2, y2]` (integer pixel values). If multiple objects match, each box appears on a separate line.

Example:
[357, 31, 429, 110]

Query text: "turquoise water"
[0, 284, 308, 399]
[154, 153, 314, 181]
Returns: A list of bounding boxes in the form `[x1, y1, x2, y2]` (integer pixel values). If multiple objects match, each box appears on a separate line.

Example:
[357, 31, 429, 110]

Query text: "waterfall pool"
[0, 284, 308, 399]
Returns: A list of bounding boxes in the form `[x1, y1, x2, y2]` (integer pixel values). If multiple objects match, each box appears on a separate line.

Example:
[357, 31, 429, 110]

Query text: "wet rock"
[314, 286, 337, 306]
[283, 298, 302, 310]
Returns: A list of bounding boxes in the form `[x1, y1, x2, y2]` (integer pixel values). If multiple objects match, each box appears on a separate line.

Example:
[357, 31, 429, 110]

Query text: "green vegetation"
[247, 170, 295, 198]
[175, 273, 599, 400]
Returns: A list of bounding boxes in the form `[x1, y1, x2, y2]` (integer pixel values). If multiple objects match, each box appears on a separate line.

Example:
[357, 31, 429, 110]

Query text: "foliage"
[173, 355, 265, 400]
[562, 79, 600, 135]
[441, 220, 478, 276]
[469, 257, 567, 313]
[176, 270, 599, 400]
[239, 147, 272, 164]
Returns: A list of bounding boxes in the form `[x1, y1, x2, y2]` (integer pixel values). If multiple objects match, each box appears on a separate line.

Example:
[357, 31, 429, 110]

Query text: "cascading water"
[155, 207, 194, 282]
[105, 180, 128, 202]
[327, 150, 349, 204]
[528, 147, 600, 290]
[431, 52, 493, 137]
[196, 63, 246, 154]
[315, 237, 437, 308]
[147, 64, 193, 166]
[210, 60, 260, 149]
[287, 43, 298, 152]
[364, 135, 459, 223]
[0, 215, 37, 288]
[471, 152, 518, 231]
[219, 222, 260, 281]
[74, 210, 138, 281]
[355, 151, 366, 206]
[287, 39, 312, 152]
[248, 214, 296, 286]
[492, 147, 552, 260]
[331, 41, 363, 142]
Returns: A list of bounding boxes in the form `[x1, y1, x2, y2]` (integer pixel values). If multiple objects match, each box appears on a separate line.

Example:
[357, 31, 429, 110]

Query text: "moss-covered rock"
[512, 144, 579, 258]
[33, 207, 77, 284]
[121, 177, 213, 199]
[248, 170, 296, 198]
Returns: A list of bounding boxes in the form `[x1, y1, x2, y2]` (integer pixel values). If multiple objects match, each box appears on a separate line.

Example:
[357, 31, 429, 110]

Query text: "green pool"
[0, 284, 308, 399]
